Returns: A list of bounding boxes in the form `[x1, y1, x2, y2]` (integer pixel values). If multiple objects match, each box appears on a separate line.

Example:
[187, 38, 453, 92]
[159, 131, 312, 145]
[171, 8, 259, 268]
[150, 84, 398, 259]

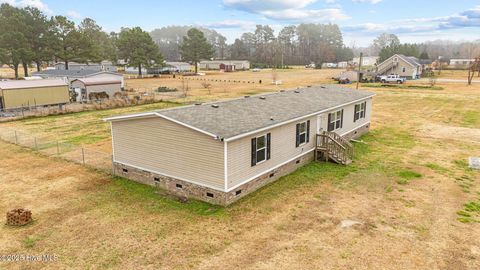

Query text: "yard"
[0, 69, 479, 269]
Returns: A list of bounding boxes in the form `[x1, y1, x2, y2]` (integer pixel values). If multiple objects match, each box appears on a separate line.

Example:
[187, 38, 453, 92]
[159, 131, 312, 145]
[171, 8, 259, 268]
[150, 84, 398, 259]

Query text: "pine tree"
[179, 28, 214, 74]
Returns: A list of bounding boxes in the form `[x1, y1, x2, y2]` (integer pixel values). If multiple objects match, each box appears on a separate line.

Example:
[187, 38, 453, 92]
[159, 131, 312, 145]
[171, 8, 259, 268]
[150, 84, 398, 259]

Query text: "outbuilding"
[0, 79, 69, 110]
[32, 70, 125, 88]
[105, 85, 374, 205]
[71, 77, 122, 102]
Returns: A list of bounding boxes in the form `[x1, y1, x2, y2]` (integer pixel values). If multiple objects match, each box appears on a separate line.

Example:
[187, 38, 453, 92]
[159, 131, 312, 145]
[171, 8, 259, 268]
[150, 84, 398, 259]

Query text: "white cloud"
[223, 0, 349, 22]
[0, 0, 52, 14]
[343, 5, 480, 34]
[66, 10, 82, 19]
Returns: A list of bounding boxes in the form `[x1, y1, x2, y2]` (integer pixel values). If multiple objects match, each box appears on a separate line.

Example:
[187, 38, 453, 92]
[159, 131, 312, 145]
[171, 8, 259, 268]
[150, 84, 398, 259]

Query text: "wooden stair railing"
[316, 131, 354, 165]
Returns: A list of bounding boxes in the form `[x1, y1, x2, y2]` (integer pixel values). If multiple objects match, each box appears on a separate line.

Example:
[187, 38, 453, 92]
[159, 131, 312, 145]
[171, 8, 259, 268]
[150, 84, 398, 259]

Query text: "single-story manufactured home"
[165, 62, 192, 72]
[105, 86, 374, 205]
[32, 70, 124, 88]
[376, 54, 422, 79]
[0, 79, 69, 110]
[71, 77, 122, 102]
[54, 61, 117, 72]
[199, 60, 250, 71]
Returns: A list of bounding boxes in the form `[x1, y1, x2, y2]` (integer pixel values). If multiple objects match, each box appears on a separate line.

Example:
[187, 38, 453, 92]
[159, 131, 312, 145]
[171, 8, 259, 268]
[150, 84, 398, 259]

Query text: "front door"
[317, 115, 323, 133]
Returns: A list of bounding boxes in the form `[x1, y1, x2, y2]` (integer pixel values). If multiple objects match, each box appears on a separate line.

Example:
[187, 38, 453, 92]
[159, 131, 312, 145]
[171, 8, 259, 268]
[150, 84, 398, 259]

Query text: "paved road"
[418, 78, 480, 84]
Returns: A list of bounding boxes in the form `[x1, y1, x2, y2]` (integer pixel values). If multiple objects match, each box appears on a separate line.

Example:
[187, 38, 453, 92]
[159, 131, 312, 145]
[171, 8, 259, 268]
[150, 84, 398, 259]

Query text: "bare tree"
[467, 57, 480, 85]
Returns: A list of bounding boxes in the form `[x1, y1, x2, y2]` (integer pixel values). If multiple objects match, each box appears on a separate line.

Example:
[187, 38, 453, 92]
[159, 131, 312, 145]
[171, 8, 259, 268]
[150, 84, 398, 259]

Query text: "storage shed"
[0, 79, 69, 110]
[71, 77, 122, 102]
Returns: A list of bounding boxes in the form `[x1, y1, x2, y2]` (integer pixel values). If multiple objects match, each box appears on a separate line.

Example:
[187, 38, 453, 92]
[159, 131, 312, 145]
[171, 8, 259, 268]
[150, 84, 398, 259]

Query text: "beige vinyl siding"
[319, 98, 372, 135]
[227, 115, 317, 189]
[71, 80, 121, 99]
[112, 117, 225, 189]
[1, 86, 69, 109]
[378, 57, 419, 78]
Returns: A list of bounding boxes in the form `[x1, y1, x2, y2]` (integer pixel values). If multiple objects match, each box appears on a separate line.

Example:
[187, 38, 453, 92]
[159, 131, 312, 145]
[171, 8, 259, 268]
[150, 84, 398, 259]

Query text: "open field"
[125, 68, 340, 101]
[1, 69, 480, 269]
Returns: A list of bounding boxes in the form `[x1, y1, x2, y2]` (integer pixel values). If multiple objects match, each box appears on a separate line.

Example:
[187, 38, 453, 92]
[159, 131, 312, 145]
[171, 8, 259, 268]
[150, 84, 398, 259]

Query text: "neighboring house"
[0, 79, 69, 110]
[450, 59, 475, 67]
[165, 62, 192, 72]
[54, 61, 117, 72]
[105, 86, 374, 205]
[199, 60, 250, 71]
[352, 56, 379, 67]
[32, 70, 124, 88]
[376, 54, 422, 79]
[71, 77, 122, 102]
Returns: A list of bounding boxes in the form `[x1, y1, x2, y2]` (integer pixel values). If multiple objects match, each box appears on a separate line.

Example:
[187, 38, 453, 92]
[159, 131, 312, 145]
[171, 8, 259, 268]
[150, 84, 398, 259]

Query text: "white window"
[251, 133, 271, 166]
[298, 122, 307, 145]
[328, 110, 343, 131]
[354, 102, 367, 122]
[255, 135, 267, 164]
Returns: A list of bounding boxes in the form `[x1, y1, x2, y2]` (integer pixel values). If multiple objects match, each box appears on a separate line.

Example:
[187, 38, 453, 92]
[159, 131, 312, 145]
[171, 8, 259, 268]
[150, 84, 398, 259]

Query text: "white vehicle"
[252, 68, 261, 72]
[379, 74, 406, 84]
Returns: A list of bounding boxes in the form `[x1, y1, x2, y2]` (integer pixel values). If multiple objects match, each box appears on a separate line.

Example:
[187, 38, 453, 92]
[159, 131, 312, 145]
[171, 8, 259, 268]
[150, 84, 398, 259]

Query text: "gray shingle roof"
[32, 70, 121, 77]
[153, 85, 374, 139]
[397, 54, 421, 67]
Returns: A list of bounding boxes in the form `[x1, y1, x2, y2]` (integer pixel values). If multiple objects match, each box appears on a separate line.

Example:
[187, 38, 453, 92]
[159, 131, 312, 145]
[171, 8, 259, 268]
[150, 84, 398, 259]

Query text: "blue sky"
[3, 0, 480, 46]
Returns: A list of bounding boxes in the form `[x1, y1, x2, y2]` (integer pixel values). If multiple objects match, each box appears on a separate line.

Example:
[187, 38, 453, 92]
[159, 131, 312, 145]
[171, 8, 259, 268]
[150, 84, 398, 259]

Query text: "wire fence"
[0, 126, 113, 173]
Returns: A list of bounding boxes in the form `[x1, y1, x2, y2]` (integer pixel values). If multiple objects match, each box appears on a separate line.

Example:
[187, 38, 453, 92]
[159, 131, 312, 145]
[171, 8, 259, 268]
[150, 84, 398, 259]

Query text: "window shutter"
[266, 133, 271, 160]
[295, 123, 300, 147]
[363, 102, 367, 118]
[340, 109, 344, 128]
[306, 120, 310, 143]
[327, 113, 334, 131]
[251, 138, 257, 166]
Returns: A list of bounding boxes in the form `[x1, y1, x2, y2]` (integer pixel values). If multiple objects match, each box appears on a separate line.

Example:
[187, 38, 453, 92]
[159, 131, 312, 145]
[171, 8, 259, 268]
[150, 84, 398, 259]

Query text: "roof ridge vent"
[194, 103, 202, 105]
[211, 104, 219, 108]
[244, 95, 250, 98]
[294, 90, 300, 93]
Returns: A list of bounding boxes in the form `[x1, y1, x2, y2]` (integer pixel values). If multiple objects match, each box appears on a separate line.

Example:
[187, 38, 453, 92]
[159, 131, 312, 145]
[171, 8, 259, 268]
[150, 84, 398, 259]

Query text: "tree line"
[0, 3, 169, 78]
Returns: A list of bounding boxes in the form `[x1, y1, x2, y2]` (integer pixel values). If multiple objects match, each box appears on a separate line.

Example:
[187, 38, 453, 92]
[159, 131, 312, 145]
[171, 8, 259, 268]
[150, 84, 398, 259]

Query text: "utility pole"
[356, 52, 363, 90]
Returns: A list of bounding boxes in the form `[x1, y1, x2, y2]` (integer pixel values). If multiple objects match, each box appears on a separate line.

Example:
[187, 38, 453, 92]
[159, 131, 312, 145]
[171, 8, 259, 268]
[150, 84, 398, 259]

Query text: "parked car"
[252, 68, 261, 72]
[379, 74, 406, 84]
[305, 63, 316, 69]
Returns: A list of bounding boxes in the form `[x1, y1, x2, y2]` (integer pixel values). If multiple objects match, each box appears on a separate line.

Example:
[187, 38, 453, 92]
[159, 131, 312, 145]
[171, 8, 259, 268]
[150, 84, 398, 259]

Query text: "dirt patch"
[418, 123, 480, 144]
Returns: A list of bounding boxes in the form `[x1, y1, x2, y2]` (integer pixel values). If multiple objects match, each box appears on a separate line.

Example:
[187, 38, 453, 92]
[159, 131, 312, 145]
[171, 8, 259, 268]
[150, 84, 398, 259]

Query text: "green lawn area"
[0, 101, 181, 145]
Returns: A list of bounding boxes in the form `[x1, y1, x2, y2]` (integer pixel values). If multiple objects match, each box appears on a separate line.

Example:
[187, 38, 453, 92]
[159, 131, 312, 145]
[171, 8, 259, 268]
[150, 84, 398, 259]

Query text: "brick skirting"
[114, 124, 369, 206]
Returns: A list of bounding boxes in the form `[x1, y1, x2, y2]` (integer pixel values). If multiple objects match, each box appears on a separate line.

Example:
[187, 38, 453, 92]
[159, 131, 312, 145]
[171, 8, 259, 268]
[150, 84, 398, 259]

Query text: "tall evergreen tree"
[117, 27, 163, 75]
[179, 28, 214, 74]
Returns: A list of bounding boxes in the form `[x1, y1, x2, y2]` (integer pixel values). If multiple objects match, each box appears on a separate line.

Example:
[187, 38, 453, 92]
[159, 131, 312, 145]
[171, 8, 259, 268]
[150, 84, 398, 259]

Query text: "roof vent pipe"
[211, 104, 219, 108]
[259, 96, 266, 100]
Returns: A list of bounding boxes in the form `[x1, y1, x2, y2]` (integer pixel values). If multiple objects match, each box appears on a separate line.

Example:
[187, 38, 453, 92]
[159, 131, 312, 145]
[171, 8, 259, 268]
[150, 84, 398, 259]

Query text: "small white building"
[199, 60, 250, 71]
[352, 56, 379, 67]
[71, 77, 122, 102]
[450, 59, 475, 67]
[54, 61, 117, 72]
[32, 70, 124, 88]
[165, 62, 191, 72]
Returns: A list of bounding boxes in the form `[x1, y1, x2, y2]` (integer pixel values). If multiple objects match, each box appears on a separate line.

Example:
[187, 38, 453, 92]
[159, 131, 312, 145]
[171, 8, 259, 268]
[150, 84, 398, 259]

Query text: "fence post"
[14, 130, 18, 144]
[34, 137, 38, 151]
[56, 141, 60, 156]
[82, 148, 85, 165]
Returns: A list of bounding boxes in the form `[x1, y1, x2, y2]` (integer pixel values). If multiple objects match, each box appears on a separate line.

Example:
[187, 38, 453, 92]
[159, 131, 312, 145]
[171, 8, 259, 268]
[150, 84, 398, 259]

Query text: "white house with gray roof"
[105, 85, 374, 205]
[32, 70, 124, 88]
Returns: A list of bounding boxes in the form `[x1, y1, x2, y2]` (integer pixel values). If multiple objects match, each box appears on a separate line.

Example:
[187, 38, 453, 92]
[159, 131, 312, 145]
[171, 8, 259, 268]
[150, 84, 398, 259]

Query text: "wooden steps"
[315, 131, 354, 165]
